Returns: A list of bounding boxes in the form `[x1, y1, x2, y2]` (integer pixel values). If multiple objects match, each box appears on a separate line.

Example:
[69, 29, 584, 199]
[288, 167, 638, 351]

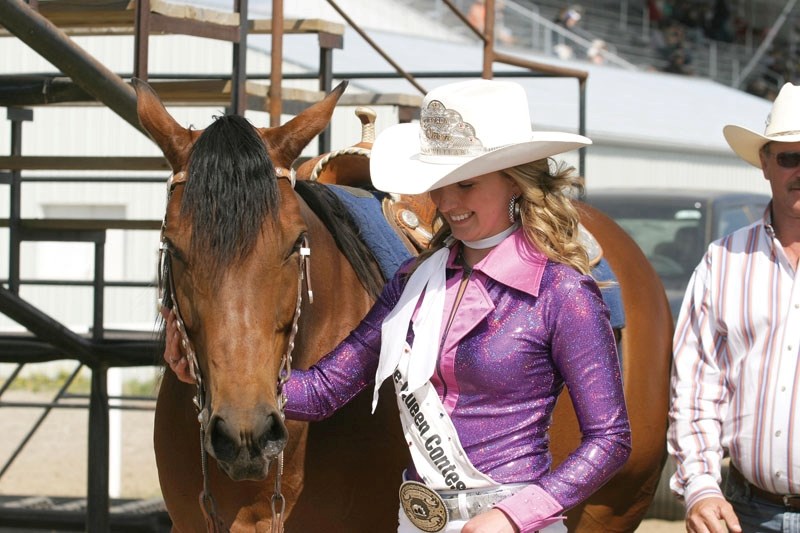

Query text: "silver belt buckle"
[399, 480, 449, 532]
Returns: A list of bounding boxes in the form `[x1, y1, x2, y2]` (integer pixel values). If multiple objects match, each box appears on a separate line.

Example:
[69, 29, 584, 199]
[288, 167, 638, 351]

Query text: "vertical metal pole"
[93, 238, 105, 342]
[7, 107, 32, 294]
[317, 41, 334, 155]
[230, 0, 248, 115]
[133, 0, 151, 80]
[578, 78, 587, 188]
[86, 363, 110, 532]
[269, 0, 284, 127]
[619, 0, 628, 30]
[482, 0, 496, 78]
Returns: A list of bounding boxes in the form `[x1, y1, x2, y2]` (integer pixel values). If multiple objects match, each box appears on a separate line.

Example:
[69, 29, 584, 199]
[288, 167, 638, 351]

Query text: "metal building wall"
[585, 142, 771, 195]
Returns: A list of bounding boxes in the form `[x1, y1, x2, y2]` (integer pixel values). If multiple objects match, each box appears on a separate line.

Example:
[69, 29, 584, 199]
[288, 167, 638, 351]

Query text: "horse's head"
[135, 79, 346, 481]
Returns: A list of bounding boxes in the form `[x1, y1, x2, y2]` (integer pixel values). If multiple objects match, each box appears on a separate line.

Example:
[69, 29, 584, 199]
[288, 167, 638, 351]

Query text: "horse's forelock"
[181, 115, 279, 274]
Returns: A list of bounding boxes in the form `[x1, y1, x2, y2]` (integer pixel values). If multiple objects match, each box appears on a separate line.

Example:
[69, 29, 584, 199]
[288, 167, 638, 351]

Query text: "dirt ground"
[0, 390, 685, 532]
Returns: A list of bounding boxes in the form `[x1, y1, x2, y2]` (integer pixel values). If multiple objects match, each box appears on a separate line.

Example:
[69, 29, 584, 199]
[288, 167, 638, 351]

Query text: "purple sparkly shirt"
[285, 229, 631, 530]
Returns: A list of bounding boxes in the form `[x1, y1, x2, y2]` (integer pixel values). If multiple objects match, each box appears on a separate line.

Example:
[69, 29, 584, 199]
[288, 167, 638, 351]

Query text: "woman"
[164, 79, 631, 533]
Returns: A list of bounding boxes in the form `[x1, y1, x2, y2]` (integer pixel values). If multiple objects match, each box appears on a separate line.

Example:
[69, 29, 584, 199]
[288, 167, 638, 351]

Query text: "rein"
[158, 168, 311, 533]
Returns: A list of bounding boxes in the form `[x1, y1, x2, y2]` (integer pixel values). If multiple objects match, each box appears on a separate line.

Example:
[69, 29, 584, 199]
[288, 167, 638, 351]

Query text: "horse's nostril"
[209, 417, 238, 463]
[255, 413, 289, 452]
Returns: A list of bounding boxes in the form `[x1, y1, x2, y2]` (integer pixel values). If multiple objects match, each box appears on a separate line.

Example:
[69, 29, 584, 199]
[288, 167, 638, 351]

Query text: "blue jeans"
[724, 468, 800, 532]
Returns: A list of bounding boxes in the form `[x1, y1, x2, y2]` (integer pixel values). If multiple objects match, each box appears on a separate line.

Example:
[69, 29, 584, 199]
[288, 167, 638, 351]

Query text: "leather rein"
[158, 167, 312, 533]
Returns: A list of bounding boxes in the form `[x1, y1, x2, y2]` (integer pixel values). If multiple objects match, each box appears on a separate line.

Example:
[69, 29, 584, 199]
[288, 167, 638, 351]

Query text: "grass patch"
[6, 368, 158, 397]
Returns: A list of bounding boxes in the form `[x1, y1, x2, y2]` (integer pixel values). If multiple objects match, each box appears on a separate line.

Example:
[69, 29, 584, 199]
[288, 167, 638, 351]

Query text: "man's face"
[760, 141, 800, 222]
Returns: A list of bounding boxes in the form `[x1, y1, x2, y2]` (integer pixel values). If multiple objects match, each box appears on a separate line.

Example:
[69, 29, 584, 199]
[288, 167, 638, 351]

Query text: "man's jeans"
[724, 468, 800, 532]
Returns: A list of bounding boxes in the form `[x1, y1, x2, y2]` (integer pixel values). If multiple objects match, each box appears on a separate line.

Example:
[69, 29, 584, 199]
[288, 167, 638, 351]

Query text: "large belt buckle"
[399, 480, 449, 532]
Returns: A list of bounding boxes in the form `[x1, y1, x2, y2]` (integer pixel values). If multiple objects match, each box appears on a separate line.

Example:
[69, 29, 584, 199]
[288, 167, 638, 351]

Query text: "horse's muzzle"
[206, 408, 289, 481]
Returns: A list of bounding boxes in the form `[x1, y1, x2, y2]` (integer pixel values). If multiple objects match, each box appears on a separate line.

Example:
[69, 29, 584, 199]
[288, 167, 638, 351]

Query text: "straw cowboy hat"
[370, 79, 592, 195]
[723, 82, 800, 168]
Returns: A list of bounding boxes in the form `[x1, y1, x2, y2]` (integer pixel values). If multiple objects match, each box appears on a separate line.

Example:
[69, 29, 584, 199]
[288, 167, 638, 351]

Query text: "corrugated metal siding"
[585, 144, 771, 195]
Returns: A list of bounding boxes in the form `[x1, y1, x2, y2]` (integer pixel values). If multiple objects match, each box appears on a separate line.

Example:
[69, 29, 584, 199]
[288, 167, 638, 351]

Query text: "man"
[668, 82, 800, 533]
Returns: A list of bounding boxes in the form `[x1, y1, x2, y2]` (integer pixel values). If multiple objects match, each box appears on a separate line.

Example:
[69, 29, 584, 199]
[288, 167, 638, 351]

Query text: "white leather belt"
[438, 483, 527, 521]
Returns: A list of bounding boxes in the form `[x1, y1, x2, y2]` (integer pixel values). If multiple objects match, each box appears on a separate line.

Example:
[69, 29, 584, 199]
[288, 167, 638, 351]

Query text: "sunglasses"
[775, 151, 800, 168]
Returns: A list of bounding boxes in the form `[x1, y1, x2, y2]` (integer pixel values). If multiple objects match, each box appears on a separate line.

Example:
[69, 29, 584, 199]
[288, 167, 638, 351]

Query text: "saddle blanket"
[328, 184, 412, 280]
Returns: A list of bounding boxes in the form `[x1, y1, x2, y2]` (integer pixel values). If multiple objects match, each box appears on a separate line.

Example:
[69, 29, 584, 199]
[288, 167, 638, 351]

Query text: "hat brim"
[370, 123, 592, 195]
[723, 124, 800, 168]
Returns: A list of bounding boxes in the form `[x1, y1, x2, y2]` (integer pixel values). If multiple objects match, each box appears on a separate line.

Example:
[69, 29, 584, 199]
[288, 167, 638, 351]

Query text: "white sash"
[373, 246, 450, 412]
[393, 348, 495, 490]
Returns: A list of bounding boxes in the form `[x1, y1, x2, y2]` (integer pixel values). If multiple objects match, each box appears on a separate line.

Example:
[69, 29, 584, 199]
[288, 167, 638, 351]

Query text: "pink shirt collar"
[446, 227, 547, 297]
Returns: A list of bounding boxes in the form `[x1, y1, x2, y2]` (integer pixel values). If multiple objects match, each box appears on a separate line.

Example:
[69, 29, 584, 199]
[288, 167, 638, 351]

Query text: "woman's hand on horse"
[461, 508, 518, 533]
[160, 307, 197, 385]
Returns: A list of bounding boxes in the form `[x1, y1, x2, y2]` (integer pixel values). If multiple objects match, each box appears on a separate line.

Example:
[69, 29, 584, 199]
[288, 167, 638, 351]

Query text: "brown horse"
[136, 79, 408, 532]
[138, 77, 671, 532]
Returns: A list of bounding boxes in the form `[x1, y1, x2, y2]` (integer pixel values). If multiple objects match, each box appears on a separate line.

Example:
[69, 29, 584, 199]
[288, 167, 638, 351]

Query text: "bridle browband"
[158, 166, 311, 533]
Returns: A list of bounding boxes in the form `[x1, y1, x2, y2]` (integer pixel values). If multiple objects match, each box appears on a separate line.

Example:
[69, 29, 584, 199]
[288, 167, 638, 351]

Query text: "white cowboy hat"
[370, 79, 592, 195]
[723, 82, 800, 168]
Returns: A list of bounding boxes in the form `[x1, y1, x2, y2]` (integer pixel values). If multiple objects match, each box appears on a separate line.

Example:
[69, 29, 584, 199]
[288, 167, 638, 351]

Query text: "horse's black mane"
[182, 114, 278, 272]
[177, 113, 384, 299]
[294, 180, 385, 300]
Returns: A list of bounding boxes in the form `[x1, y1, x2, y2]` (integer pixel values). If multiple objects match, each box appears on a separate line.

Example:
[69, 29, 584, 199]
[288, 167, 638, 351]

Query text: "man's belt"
[399, 480, 525, 531]
[730, 465, 800, 512]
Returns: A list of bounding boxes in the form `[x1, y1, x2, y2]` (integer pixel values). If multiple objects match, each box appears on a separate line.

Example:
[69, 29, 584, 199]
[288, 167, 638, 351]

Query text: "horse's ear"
[132, 78, 195, 171]
[259, 81, 349, 168]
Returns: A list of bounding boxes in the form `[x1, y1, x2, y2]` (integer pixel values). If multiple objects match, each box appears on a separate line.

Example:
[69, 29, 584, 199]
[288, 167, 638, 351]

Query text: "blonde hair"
[418, 158, 590, 275]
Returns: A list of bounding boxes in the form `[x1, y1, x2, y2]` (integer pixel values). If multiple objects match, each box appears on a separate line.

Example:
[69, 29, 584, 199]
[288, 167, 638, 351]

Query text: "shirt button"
[776, 430, 782, 437]
[782, 386, 787, 392]
[776, 471, 783, 478]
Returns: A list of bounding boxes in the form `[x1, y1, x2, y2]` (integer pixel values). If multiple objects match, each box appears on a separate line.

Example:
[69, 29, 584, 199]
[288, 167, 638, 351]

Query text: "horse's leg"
[284, 384, 407, 533]
[154, 371, 207, 532]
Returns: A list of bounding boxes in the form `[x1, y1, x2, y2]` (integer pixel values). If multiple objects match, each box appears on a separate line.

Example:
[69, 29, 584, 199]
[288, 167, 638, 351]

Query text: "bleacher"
[406, 0, 796, 99]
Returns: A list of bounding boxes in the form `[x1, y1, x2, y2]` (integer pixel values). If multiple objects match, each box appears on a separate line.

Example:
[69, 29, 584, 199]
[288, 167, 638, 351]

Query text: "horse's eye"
[164, 239, 188, 265]
[286, 233, 308, 261]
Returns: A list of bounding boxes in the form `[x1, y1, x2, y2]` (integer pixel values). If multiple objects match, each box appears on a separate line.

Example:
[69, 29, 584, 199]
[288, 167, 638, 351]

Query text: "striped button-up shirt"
[668, 206, 800, 509]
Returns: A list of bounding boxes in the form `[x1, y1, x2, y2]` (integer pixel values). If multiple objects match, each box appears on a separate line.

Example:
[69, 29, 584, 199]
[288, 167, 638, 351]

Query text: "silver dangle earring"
[508, 194, 520, 224]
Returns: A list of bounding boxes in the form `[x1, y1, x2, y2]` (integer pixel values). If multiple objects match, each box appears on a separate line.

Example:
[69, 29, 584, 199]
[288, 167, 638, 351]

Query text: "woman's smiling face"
[429, 171, 520, 244]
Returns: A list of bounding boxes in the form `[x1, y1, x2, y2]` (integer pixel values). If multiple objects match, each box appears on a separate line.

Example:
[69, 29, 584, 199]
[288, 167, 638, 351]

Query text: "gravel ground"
[0, 390, 685, 532]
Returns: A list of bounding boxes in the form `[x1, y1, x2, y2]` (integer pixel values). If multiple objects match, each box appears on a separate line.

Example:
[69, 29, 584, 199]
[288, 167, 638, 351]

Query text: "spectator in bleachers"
[587, 38, 610, 64]
[675, 1, 707, 43]
[646, 0, 663, 25]
[655, 19, 693, 70]
[552, 4, 599, 60]
[467, 0, 515, 45]
[556, 5, 580, 26]
[705, 0, 733, 42]
[663, 45, 694, 75]
[467, 0, 486, 31]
